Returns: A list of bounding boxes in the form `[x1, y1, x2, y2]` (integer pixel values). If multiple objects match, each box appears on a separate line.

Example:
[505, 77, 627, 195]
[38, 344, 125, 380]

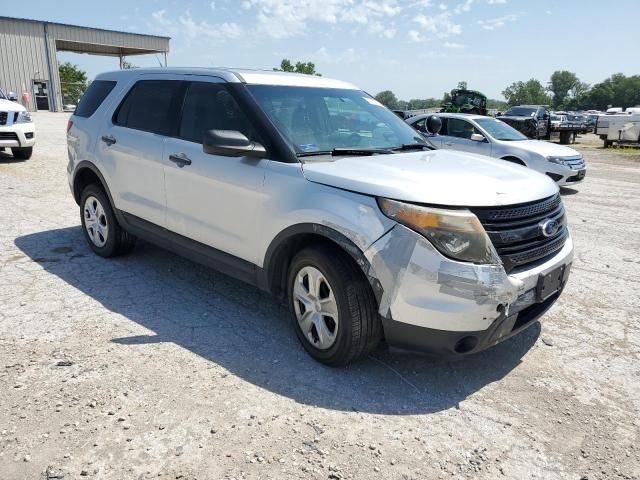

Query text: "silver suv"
[67, 68, 573, 366]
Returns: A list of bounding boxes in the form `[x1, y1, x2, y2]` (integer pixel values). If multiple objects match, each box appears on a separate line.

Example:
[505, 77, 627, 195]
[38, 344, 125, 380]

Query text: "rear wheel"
[80, 184, 136, 257]
[11, 147, 32, 160]
[287, 245, 381, 367]
[559, 131, 572, 145]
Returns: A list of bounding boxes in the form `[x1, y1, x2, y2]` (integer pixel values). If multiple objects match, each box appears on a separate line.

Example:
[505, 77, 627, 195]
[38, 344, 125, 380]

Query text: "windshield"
[504, 107, 536, 117]
[551, 115, 561, 121]
[247, 85, 426, 155]
[0, 88, 6, 100]
[476, 118, 527, 141]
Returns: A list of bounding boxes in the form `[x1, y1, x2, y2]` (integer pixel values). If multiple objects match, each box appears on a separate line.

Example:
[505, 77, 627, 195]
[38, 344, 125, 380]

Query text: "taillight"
[66, 120, 73, 133]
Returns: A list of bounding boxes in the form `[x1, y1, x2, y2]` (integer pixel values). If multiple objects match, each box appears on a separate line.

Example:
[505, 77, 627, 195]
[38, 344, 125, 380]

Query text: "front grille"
[0, 132, 19, 141]
[470, 193, 568, 273]
[561, 155, 585, 169]
[0, 111, 7, 125]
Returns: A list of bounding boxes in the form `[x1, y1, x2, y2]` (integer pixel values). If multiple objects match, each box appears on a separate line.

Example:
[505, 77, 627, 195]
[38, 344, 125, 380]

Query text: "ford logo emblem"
[539, 218, 560, 237]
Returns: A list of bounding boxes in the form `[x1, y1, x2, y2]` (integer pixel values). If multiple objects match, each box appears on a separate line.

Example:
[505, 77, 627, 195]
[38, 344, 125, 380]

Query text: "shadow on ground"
[15, 226, 540, 415]
[0, 150, 26, 163]
[560, 187, 579, 196]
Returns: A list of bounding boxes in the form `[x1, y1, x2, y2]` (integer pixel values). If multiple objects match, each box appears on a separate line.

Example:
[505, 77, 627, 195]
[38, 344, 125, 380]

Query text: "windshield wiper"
[391, 143, 434, 152]
[331, 148, 394, 156]
[296, 151, 332, 157]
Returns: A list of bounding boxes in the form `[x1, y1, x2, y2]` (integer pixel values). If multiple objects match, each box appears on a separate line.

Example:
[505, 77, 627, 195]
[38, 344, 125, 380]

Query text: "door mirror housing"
[470, 133, 486, 142]
[203, 130, 267, 158]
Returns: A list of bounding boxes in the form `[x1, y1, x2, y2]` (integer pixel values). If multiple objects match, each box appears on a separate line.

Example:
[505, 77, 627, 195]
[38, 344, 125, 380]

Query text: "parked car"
[67, 68, 573, 366]
[497, 105, 551, 140]
[407, 113, 586, 186]
[0, 87, 35, 159]
[550, 114, 568, 128]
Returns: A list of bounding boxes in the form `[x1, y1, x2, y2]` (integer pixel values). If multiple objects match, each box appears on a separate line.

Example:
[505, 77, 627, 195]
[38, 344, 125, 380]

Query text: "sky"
[8, 0, 640, 100]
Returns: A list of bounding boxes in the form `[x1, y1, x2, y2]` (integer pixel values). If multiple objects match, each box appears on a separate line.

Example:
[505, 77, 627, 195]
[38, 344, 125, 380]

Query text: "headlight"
[378, 198, 499, 264]
[15, 111, 32, 123]
[547, 156, 566, 165]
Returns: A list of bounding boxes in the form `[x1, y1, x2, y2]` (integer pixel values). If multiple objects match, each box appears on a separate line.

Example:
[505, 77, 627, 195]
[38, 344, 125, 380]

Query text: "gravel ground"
[1, 113, 639, 480]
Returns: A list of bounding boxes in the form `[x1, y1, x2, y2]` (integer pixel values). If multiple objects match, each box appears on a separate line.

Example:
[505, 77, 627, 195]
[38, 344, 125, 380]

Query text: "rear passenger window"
[179, 82, 254, 144]
[114, 80, 182, 135]
[74, 80, 116, 118]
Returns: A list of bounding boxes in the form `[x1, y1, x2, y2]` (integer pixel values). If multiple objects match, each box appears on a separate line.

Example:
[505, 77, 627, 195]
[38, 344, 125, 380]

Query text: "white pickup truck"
[0, 88, 35, 160]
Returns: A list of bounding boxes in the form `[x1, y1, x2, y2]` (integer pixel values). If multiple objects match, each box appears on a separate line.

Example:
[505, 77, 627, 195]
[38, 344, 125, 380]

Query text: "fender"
[260, 223, 384, 306]
[71, 161, 115, 207]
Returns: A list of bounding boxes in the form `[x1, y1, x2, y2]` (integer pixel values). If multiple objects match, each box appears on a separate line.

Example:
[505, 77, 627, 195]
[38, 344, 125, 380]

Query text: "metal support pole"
[119, 54, 123, 69]
[164, 52, 167, 67]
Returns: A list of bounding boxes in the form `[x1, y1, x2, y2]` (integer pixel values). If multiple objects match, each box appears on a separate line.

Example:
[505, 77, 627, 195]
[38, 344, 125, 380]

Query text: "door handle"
[169, 153, 192, 168]
[101, 135, 116, 146]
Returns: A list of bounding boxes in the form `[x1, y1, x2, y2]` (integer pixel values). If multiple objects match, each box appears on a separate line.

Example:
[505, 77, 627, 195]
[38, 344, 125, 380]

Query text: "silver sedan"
[407, 113, 586, 186]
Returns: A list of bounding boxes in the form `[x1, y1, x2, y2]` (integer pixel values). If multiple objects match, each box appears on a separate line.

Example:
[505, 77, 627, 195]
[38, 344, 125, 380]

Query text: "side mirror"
[203, 130, 267, 158]
[426, 115, 442, 135]
[470, 133, 486, 142]
[8, 91, 18, 101]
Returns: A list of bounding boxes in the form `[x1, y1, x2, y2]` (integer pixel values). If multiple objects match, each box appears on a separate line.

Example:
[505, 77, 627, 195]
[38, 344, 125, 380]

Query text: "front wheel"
[80, 184, 136, 257]
[11, 147, 32, 160]
[287, 245, 381, 367]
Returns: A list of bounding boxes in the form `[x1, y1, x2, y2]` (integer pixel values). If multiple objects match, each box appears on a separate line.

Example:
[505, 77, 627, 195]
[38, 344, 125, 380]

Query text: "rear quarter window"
[74, 80, 116, 118]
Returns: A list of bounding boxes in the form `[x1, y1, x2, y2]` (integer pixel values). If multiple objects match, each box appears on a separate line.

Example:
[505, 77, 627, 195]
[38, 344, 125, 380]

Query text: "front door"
[439, 117, 491, 156]
[163, 78, 266, 264]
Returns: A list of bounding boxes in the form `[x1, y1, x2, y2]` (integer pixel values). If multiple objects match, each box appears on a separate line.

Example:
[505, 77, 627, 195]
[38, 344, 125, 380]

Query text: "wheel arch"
[261, 223, 383, 306]
[500, 155, 527, 166]
[72, 161, 114, 207]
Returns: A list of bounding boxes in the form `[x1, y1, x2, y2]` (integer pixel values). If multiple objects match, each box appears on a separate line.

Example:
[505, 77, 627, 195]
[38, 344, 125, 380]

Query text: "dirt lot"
[1, 113, 639, 480]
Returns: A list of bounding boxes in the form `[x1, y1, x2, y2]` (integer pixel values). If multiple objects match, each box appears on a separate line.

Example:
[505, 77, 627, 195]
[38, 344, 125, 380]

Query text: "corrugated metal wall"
[0, 17, 169, 112]
[0, 17, 54, 111]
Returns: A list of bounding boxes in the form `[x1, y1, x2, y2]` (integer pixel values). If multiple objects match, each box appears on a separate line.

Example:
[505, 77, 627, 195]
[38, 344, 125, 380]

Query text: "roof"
[0, 15, 170, 40]
[0, 16, 169, 56]
[408, 112, 490, 122]
[96, 68, 361, 89]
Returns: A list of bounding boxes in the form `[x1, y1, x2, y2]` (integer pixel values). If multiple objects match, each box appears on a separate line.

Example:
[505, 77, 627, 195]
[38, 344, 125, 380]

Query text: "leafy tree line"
[374, 87, 507, 111]
[502, 71, 640, 110]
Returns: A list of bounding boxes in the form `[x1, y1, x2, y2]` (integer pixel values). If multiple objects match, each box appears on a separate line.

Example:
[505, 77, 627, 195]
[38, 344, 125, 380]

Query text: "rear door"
[438, 117, 491, 156]
[163, 77, 267, 264]
[97, 75, 184, 227]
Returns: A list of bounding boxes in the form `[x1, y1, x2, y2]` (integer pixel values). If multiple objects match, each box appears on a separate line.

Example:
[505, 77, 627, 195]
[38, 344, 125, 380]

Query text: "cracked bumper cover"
[364, 224, 573, 355]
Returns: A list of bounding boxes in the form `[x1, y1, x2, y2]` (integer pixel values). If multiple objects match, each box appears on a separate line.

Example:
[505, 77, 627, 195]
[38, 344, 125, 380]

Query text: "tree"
[442, 91, 452, 104]
[121, 59, 137, 69]
[502, 79, 551, 106]
[571, 73, 640, 110]
[548, 70, 584, 108]
[374, 90, 399, 109]
[58, 62, 88, 104]
[457, 81, 468, 90]
[274, 59, 321, 76]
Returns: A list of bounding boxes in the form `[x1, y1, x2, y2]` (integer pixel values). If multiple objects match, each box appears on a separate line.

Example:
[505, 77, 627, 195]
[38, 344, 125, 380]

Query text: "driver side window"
[446, 118, 479, 140]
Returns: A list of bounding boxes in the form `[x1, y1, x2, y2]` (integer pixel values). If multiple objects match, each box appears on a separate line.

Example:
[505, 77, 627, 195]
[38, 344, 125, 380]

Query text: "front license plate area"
[537, 265, 565, 301]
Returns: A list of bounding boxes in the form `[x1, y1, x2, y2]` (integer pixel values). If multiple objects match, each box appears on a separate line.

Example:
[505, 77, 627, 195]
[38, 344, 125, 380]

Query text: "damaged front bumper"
[364, 224, 573, 355]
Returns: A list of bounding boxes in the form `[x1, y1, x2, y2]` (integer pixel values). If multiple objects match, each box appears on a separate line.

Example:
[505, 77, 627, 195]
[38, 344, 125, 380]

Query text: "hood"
[301, 150, 558, 207]
[511, 140, 581, 157]
[500, 115, 534, 122]
[0, 99, 25, 112]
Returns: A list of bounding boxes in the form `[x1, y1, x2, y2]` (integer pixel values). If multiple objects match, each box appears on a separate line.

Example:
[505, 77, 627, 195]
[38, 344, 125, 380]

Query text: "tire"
[603, 139, 612, 148]
[287, 245, 381, 367]
[80, 184, 136, 257]
[11, 147, 32, 160]
[503, 156, 526, 166]
[559, 131, 571, 145]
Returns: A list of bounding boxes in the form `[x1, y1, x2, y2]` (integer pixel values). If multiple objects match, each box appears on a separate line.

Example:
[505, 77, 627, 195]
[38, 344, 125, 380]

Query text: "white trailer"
[595, 113, 640, 147]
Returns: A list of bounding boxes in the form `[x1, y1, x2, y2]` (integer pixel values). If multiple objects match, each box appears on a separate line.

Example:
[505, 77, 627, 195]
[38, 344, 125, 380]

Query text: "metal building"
[0, 16, 170, 112]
